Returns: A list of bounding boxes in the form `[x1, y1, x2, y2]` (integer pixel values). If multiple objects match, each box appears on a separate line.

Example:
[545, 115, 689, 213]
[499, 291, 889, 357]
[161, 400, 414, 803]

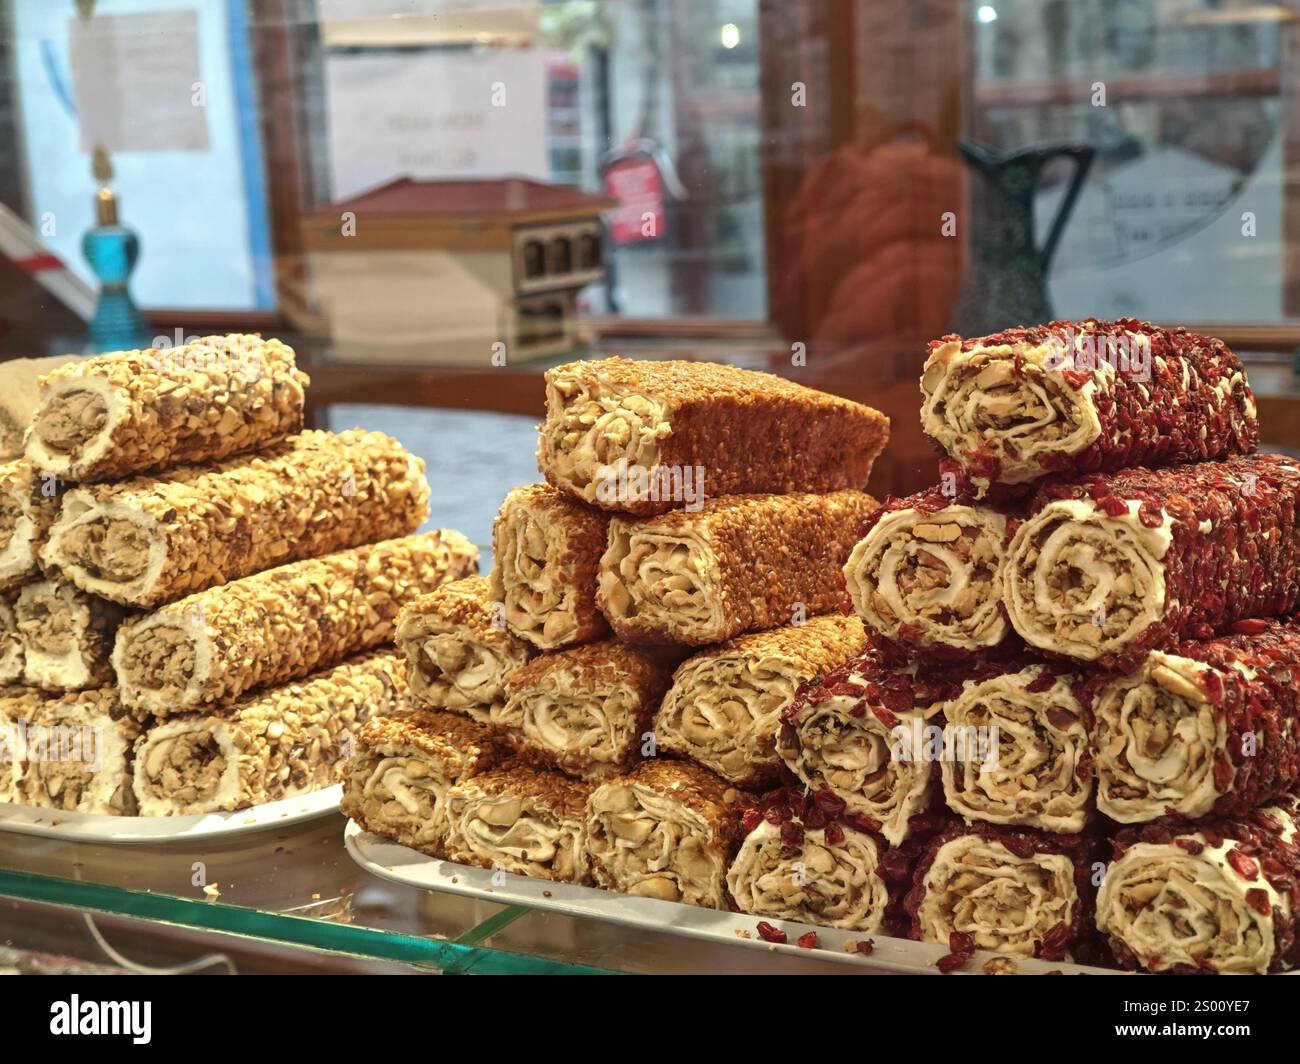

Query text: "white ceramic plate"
[343, 819, 1114, 974]
[0, 785, 342, 844]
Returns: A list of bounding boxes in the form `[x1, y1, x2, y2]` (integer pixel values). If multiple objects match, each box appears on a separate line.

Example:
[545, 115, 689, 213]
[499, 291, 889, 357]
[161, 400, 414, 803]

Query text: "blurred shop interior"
[3, 0, 1300, 543]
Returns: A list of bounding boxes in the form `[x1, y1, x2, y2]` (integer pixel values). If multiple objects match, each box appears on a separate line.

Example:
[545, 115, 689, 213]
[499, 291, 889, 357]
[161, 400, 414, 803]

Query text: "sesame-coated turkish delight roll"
[1093, 619, 1300, 824]
[501, 641, 676, 780]
[114, 531, 476, 718]
[598, 490, 877, 645]
[25, 334, 308, 482]
[0, 460, 61, 591]
[15, 580, 127, 691]
[920, 320, 1257, 496]
[539, 357, 889, 515]
[490, 483, 609, 650]
[656, 614, 867, 788]
[340, 707, 508, 856]
[905, 822, 1102, 959]
[0, 592, 22, 685]
[586, 759, 742, 907]
[41, 429, 430, 608]
[844, 489, 1013, 656]
[133, 650, 407, 816]
[1004, 454, 1300, 668]
[16, 687, 140, 815]
[940, 663, 1092, 833]
[444, 766, 593, 883]
[396, 575, 531, 725]
[1097, 799, 1300, 974]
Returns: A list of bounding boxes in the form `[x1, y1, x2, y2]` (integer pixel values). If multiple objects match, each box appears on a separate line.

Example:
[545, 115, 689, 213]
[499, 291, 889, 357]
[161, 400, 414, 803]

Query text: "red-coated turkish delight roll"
[905, 820, 1105, 961]
[1004, 454, 1300, 668]
[920, 319, 1257, 496]
[1093, 618, 1300, 824]
[1096, 797, 1300, 974]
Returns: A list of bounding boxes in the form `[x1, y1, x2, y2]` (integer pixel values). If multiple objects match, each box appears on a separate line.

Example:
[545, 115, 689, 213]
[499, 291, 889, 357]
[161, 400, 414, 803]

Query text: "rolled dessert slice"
[0, 591, 22, 684]
[1097, 800, 1300, 974]
[1003, 453, 1300, 668]
[727, 812, 892, 932]
[501, 640, 677, 780]
[444, 766, 592, 883]
[0, 460, 62, 591]
[844, 488, 1012, 656]
[114, 530, 477, 718]
[340, 706, 508, 855]
[775, 645, 971, 845]
[904, 822, 1101, 959]
[490, 483, 609, 650]
[25, 334, 308, 482]
[598, 490, 878, 645]
[1093, 619, 1300, 824]
[0, 354, 90, 459]
[396, 575, 531, 724]
[41, 428, 430, 608]
[920, 319, 1257, 495]
[15, 580, 127, 691]
[539, 356, 889, 515]
[133, 650, 408, 816]
[655, 613, 867, 788]
[0, 687, 43, 801]
[586, 759, 742, 907]
[940, 663, 1092, 833]
[15, 687, 140, 815]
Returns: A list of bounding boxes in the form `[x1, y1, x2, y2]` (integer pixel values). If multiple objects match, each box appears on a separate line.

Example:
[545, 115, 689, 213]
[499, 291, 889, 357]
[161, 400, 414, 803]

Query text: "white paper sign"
[68, 9, 209, 153]
[324, 48, 548, 199]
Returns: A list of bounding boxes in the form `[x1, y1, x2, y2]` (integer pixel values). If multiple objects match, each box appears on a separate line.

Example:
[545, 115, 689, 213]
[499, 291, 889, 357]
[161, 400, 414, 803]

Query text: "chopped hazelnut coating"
[0, 685, 45, 800]
[0, 592, 22, 685]
[340, 707, 509, 856]
[598, 490, 877, 645]
[539, 357, 889, 515]
[114, 530, 477, 718]
[15, 579, 128, 691]
[25, 334, 308, 482]
[490, 483, 609, 650]
[396, 575, 531, 725]
[41, 429, 430, 607]
[0, 460, 62, 592]
[585, 759, 742, 908]
[132, 650, 408, 816]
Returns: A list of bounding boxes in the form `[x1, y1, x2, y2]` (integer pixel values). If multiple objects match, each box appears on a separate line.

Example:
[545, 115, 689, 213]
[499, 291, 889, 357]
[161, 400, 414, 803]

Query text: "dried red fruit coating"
[936, 951, 972, 973]
[925, 319, 1257, 490]
[796, 932, 818, 949]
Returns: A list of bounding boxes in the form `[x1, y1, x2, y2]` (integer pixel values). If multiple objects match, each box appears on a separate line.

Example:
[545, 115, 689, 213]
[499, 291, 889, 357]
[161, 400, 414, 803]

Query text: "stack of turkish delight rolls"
[0, 334, 476, 817]
[341, 357, 895, 906]
[829, 319, 1300, 974]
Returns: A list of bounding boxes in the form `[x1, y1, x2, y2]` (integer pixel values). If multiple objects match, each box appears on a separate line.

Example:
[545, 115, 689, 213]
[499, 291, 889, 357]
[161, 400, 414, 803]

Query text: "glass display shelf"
[0, 815, 860, 975]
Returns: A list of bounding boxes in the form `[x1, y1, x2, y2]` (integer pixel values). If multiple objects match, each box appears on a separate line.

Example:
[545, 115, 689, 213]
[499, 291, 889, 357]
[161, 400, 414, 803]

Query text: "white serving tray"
[0, 785, 342, 844]
[343, 819, 1113, 974]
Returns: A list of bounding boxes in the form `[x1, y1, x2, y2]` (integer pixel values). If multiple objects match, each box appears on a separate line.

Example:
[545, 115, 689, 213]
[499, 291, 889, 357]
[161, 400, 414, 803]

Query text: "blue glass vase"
[82, 187, 150, 352]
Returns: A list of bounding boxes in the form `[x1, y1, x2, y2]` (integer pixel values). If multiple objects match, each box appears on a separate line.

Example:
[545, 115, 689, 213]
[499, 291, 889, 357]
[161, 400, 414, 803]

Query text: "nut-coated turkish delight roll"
[905, 822, 1101, 959]
[0, 460, 61, 591]
[501, 640, 676, 780]
[115, 531, 477, 718]
[920, 319, 1257, 495]
[1094, 620, 1300, 824]
[598, 490, 877, 645]
[444, 766, 592, 883]
[490, 483, 609, 650]
[844, 488, 1013, 655]
[940, 663, 1092, 833]
[0, 354, 90, 460]
[0, 687, 42, 801]
[1004, 454, 1300, 668]
[41, 429, 430, 607]
[539, 357, 889, 515]
[133, 650, 407, 816]
[586, 759, 741, 907]
[15, 580, 127, 691]
[340, 706, 507, 855]
[15, 688, 140, 815]
[656, 614, 867, 788]
[25, 334, 308, 482]
[0, 592, 22, 685]
[396, 575, 531, 725]
[1097, 799, 1300, 974]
